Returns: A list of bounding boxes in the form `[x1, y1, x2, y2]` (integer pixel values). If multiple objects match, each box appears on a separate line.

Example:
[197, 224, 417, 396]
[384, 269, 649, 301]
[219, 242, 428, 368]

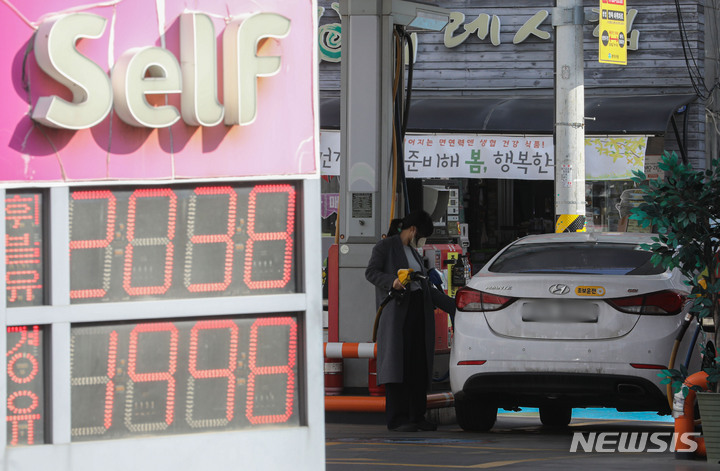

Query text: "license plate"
[521, 300, 599, 323]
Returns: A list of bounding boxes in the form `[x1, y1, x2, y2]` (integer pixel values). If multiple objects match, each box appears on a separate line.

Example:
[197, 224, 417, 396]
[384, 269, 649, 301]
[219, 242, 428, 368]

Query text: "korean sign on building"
[319, 131, 647, 181]
[317, 4, 642, 63]
[599, 0, 628, 64]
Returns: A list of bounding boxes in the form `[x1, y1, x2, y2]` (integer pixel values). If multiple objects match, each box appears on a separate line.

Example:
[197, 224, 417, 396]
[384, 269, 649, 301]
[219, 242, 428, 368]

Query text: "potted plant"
[630, 151, 720, 461]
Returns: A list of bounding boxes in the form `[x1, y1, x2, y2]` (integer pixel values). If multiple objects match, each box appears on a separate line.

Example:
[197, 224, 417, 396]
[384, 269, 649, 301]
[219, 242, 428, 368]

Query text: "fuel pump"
[328, 0, 451, 390]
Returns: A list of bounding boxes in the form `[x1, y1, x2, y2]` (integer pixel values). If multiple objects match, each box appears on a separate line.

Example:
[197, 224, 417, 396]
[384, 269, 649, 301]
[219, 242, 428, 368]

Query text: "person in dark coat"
[365, 210, 456, 432]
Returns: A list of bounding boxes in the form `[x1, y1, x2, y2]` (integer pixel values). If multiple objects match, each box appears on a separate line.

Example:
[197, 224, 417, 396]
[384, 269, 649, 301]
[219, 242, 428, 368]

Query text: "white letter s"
[32, 13, 112, 129]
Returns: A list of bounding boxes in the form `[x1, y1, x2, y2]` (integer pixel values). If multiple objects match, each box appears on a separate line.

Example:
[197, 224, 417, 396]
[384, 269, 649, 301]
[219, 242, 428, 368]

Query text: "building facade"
[318, 0, 720, 258]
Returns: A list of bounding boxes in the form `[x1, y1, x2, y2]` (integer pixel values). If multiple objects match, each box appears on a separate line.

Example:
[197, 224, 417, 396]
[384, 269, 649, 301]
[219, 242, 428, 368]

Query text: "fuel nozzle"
[378, 269, 426, 309]
[397, 269, 414, 286]
[397, 268, 427, 286]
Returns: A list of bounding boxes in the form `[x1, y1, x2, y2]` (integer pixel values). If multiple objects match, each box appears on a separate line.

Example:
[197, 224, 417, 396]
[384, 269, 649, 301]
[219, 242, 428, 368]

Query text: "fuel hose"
[666, 309, 695, 409]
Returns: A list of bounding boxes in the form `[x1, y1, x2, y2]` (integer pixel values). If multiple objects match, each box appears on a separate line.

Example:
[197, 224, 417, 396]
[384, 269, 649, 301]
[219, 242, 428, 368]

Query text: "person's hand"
[392, 278, 405, 291]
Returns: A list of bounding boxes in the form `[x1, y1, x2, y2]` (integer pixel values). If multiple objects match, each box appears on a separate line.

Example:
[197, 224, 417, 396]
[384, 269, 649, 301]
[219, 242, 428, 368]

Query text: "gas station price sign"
[69, 183, 298, 303]
[4, 182, 307, 444]
[70, 315, 299, 440]
[6, 315, 301, 445]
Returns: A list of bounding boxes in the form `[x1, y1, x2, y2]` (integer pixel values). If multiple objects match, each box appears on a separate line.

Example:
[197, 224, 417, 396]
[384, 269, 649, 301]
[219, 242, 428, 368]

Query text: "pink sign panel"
[1, 0, 317, 183]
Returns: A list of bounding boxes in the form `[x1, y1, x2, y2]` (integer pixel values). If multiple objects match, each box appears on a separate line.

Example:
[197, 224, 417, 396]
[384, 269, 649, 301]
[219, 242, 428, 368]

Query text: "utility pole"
[553, 0, 586, 233]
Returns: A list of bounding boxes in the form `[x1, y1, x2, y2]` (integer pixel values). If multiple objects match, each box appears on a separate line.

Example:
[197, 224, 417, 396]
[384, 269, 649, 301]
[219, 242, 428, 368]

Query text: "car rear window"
[488, 242, 666, 275]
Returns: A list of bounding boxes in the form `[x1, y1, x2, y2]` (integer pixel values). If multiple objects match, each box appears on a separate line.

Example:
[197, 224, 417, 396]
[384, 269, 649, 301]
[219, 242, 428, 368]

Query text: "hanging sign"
[319, 132, 646, 181]
[599, 0, 627, 65]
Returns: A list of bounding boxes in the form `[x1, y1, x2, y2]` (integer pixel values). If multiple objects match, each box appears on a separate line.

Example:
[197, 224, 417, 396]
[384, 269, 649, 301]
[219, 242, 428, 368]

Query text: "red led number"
[69, 184, 297, 301]
[245, 317, 297, 424]
[184, 187, 237, 292]
[70, 317, 299, 440]
[69, 191, 116, 299]
[243, 185, 296, 290]
[123, 189, 177, 296]
[125, 323, 178, 432]
[186, 320, 239, 427]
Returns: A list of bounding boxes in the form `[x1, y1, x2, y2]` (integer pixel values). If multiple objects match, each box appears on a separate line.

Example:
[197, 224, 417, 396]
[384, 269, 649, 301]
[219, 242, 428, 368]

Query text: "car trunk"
[474, 274, 667, 340]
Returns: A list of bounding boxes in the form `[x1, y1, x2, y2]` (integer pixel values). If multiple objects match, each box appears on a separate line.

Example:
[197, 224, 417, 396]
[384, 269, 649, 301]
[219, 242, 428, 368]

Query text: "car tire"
[539, 404, 572, 428]
[455, 395, 497, 432]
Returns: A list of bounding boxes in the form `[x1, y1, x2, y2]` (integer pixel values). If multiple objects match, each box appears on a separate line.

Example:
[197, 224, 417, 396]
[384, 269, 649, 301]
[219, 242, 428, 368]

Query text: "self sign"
[32, 12, 290, 129]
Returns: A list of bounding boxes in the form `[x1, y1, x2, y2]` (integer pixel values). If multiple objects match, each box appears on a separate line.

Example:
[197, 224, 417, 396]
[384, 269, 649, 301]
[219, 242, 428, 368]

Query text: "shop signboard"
[1, 0, 317, 183]
[1, 1, 323, 470]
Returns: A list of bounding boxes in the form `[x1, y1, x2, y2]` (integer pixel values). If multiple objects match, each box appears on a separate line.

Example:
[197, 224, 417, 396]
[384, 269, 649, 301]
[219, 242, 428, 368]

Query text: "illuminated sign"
[5, 192, 44, 307]
[32, 12, 290, 130]
[70, 316, 299, 441]
[0, 1, 316, 183]
[6, 326, 45, 446]
[68, 183, 297, 303]
[1, 0, 321, 469]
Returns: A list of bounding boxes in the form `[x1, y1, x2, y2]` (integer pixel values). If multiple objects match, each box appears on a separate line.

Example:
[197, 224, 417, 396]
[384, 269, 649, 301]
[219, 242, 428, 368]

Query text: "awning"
[320, 94, 697, 135]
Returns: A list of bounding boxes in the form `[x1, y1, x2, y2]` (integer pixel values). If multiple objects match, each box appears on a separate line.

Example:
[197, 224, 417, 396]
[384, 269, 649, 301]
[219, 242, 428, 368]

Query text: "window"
[489, 242, 664, 275]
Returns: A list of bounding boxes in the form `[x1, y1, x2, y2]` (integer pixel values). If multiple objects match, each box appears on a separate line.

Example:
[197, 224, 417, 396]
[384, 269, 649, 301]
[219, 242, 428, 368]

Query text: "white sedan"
[450, 232, 701, 431]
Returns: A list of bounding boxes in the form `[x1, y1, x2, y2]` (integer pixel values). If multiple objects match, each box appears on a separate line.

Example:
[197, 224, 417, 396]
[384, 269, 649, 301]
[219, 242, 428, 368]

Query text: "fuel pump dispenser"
[328, 0, 450, 392]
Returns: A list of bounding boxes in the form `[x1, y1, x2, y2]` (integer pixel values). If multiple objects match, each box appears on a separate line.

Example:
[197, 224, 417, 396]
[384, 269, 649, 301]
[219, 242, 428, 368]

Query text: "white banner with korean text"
[319, 131, 647, 181]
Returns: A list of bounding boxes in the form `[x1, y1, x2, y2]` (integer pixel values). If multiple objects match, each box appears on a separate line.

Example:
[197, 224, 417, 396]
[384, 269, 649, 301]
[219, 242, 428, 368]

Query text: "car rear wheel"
[539, 404, 572, 428]
[455, 395, 497, 432]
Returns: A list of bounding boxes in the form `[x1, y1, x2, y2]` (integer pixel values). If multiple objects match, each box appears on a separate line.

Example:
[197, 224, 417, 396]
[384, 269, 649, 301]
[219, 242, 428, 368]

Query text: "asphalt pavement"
[326, 409, 716, 470]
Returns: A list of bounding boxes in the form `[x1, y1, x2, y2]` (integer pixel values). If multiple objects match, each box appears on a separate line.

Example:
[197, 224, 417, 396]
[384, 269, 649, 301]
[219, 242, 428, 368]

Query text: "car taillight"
[606, 290, 687, 315]
[455, 286, 515, 312]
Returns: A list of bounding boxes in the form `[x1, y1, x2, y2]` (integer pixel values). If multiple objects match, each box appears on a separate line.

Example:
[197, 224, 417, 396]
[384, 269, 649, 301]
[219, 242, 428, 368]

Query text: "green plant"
[630, 151, 720, 393]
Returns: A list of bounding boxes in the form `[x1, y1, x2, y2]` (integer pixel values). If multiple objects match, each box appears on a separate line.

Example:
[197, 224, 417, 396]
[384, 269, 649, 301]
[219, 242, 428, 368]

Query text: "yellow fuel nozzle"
[397, 269, 414, 286]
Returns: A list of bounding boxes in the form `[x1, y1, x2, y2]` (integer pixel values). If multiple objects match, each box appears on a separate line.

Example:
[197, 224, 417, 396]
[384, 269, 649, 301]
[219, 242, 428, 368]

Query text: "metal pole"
[553, 0, 586, 233]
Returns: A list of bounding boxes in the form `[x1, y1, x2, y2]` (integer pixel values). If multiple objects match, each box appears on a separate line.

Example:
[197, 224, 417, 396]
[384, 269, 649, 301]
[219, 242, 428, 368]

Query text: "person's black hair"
[388, 210, 433, 238]
[388, 218, 403, 235]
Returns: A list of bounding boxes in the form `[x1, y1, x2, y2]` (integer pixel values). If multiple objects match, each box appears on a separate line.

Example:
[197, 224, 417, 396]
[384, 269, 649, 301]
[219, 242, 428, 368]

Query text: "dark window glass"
[489, 242, 665, 275]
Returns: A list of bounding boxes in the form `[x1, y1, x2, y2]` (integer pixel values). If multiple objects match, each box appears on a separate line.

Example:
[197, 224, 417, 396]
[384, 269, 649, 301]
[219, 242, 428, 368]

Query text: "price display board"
[70, 315, 299, 440]
[2, 181, 324, 470]
[68, 183, 298, 303]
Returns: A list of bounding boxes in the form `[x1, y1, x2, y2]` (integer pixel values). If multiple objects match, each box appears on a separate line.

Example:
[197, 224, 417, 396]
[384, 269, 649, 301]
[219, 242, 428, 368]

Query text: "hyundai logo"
[549, 284, 570, 295]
